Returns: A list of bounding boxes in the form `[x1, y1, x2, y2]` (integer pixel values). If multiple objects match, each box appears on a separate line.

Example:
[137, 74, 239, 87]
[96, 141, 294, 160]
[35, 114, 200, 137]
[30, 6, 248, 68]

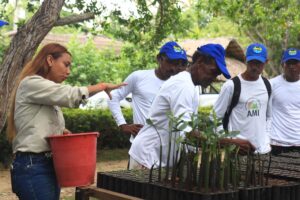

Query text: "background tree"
[2, 0, 300, 133]
[0, 0, 187, 133]
[0, 0, 97, 133]
[204, 0, 300, 76]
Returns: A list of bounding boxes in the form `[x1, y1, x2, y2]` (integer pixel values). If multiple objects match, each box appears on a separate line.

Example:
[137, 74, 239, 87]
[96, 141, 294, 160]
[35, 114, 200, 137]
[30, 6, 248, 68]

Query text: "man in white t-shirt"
[269, 48, 300, 154]
[108, 41, 188, 144]
[213, 43, 271, 154]
[129, 44, 231, 169]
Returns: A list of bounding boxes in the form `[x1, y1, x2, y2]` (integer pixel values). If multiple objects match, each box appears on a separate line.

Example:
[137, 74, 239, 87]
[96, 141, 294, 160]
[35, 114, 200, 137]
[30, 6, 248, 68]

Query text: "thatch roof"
[42, 33, 123, 53]
[180, 37, 246, 81]
[6, 31, 123, 53]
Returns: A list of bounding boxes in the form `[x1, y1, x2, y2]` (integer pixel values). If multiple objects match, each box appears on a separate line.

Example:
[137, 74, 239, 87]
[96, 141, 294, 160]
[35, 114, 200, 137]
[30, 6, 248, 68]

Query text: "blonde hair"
[7, 43, 71, 142]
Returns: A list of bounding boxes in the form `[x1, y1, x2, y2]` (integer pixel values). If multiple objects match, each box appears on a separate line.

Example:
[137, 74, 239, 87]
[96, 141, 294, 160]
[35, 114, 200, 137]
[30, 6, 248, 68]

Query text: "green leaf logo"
[288, 50, 297, 55]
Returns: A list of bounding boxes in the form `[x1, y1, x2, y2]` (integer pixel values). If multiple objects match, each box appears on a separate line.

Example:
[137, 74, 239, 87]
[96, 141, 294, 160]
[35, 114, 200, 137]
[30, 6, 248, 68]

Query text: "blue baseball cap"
[246, 43, 267, 63]
[197, 44, 231, 79]
[282, 48, 300, 63]
[0, 20, 8, 27]
[159, 41, 187, 61]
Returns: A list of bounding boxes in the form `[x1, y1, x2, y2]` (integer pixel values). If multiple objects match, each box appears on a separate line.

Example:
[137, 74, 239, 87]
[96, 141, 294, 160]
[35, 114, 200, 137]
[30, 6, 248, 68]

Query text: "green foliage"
[63, 108, 132, 149]
[120, 43, 157, 72]
[148, 109, 241, 192]
[177, 1, 251, 47]
[65, 37, 158, 86]
[101, 0, 190, 50]
[65, 38, 132, 85]
[204, 0, 300, 76]
[0, 35, 10, 64]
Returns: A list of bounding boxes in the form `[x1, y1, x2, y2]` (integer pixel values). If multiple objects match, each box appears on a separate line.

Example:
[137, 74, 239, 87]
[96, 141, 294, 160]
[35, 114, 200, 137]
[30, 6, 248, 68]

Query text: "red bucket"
[47, 132, 99, 187]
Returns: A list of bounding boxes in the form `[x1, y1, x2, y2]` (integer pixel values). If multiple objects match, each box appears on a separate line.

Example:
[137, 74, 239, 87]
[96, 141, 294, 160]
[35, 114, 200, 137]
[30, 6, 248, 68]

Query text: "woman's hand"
[63, 128, 72, 135]
[102, 82, 128, 100]
[87, 82, 127, 98]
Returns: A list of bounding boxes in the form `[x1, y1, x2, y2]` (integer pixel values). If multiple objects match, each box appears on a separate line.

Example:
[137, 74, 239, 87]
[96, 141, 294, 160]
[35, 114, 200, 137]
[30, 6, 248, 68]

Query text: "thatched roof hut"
[41, 33, 123, 53]
[6, 31, 123, 53]
[180, 37, 246, 81]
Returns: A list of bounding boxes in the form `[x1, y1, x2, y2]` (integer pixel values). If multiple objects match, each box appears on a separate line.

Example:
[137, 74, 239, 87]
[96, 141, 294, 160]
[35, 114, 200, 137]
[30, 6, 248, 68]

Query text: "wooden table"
[75, 186, 143, 200]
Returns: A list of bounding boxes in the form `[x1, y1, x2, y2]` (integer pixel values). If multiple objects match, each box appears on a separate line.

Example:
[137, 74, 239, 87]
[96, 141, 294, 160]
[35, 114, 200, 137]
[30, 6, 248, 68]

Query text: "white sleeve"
[266, 78, 274, 120]
[212, 80, 234, 119]
[266, 89, 272, 120]
[266, 79, 274, 135]
[108, 73, 136, 126]
[266, 96, 272, 135]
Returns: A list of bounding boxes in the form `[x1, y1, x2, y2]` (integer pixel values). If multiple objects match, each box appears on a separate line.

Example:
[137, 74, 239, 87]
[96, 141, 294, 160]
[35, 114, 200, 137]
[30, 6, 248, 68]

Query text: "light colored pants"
[129, 156, 146, 170]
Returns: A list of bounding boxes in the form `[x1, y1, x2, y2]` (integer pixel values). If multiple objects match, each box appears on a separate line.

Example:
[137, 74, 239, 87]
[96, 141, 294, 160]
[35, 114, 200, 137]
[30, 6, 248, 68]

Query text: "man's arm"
[212, 80, 234, 119]
[107, 72, 143, 135]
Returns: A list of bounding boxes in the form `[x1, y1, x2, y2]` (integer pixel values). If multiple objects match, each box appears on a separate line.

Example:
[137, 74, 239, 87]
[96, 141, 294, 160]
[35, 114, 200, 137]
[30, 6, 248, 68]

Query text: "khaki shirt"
[12, 75, 89, 153]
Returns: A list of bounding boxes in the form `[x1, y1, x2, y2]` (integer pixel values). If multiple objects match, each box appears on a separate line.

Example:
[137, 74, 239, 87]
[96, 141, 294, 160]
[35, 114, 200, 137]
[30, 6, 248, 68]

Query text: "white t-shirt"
[108, 69, 164, 142]
[213, 74, 271, 154]
[129, 71, 199, 169]
[269, 75, 300, 146]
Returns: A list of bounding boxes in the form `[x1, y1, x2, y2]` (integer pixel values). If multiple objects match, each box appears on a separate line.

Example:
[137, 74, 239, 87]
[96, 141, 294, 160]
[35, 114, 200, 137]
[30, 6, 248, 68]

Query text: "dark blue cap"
[197, 43, 231, 79]
[246, 43, 267, 63]
[159, 41, 187, 61]
[0, 20, 8, 27]
[282, 48, 300, 63]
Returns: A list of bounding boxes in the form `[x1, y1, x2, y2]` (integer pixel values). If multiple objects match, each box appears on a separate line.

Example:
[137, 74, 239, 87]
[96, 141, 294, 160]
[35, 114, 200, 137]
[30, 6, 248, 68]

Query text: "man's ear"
[265, 59, 269, 65]
[194, 56, 204, 66]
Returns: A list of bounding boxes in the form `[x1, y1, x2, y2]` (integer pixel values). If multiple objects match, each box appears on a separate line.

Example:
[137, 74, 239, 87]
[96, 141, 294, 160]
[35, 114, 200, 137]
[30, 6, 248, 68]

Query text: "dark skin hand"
[185, 130, 202, 140]
[220, 138, 255, 155]
[119, 124, 143, 136]
[184, 132, 255, 156]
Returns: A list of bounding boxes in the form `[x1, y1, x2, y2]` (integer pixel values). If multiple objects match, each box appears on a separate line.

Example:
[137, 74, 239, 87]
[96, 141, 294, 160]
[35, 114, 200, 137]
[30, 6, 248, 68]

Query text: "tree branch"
[253, 26, 266, 44]
[55, 12, 95, 26]
[245, 30, 256, 42]
[0, 0, 65, 132]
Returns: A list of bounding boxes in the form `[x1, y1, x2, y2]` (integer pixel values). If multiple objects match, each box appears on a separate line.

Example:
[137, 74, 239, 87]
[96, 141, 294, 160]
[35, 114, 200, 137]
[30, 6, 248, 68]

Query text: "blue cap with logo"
[246, 43, 268, 63]
[0, 20, 8, 27]
[159, 41, 187, 61]
[197, 43, 231, 79]
[282, 48, 300, 63]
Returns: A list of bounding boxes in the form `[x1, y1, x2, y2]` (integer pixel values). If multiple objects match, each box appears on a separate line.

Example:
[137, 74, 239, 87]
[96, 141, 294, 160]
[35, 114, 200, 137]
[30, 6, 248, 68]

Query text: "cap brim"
[216, 59, 231, 79]
[0, 20, 8, 27]
[282, 56, 300, 63]
[246, 56, 266, 63]
[165, 52, 188, 61]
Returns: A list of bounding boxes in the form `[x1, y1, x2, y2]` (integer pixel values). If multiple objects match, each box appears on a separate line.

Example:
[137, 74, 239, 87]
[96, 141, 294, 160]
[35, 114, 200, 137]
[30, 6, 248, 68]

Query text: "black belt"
[15, 151, 52, 158]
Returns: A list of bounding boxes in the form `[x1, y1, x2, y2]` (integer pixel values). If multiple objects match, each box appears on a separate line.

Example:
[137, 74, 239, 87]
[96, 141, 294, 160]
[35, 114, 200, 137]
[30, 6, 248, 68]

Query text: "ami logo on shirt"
[245, 98, 261, 117]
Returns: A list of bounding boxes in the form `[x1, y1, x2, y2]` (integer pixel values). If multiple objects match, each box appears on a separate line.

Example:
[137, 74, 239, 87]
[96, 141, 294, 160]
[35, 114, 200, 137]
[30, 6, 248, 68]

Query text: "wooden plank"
[76, 186, 143, 200]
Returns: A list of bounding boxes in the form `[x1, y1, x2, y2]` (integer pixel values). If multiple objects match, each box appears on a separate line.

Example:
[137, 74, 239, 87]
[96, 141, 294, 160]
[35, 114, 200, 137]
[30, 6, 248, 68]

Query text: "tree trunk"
[0, 0, 65, 133]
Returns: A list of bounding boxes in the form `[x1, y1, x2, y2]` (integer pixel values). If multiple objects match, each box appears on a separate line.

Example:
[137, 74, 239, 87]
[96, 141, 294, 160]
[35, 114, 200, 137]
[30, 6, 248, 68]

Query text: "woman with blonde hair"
[7, 43, 126, 199]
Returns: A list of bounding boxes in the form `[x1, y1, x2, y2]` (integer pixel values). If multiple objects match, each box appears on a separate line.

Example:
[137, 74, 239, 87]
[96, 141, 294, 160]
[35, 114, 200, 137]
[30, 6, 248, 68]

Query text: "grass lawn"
[97, 148, 129, 162]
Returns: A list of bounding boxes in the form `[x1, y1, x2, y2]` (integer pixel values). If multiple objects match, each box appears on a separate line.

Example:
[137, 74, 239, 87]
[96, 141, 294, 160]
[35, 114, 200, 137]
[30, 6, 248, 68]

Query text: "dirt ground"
[0, 159, 128, 200]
